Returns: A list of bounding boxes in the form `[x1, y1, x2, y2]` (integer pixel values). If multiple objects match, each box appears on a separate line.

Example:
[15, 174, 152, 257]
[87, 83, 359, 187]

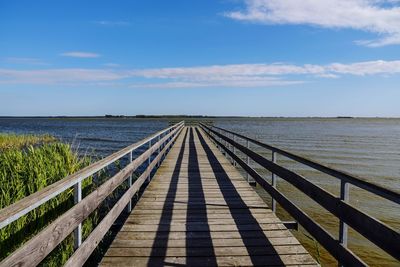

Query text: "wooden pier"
[100, 127, 316, 266]
[1, 121, 399, 267]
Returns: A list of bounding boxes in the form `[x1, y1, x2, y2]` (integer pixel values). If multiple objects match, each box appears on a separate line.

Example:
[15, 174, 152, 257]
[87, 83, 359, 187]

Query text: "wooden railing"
[200, 123, 400, 267]
[0, 121, 184, 267]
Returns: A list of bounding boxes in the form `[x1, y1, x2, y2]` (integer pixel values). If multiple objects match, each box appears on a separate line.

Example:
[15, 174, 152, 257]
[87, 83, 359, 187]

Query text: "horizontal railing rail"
[200, 123, 400, 267]
[209, 124, 400, 205]
[0, 121, 184, 267]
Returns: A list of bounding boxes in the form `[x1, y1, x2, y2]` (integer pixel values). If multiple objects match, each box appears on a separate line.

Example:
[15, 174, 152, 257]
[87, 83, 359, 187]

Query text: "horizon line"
[0, 115, 399, 119]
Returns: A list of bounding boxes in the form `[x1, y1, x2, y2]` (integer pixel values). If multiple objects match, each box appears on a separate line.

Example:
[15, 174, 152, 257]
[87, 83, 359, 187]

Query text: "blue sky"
[1, 0, 400, 117]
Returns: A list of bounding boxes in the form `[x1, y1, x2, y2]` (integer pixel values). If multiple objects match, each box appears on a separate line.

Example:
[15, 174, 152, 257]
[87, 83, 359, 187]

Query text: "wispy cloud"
[0, 69, 127, 84]
[224, 0, 400, 47]
[5, 57, 49, 66]
[93, 20, 130, 26]
[60, 52, 101, 58]
[103, 63, 121, 68]
[129, 78, 304, 89]
[1, 60, 400, 87]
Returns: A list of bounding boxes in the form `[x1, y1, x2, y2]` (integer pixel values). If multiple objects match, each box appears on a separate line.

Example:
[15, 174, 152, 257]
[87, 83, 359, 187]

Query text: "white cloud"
[327, 60, 400, 75]
[225, 0, 400, 47]
[128, 60, 400, 80]
[61, 52, 101, 58]
[1, 60, 400, 87]
[129, 78, 305, 89]
[131, 64, 324, 78]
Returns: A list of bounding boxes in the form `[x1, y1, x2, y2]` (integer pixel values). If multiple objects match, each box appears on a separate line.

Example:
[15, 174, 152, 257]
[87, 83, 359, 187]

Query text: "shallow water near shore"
[0, 117, 398, 266]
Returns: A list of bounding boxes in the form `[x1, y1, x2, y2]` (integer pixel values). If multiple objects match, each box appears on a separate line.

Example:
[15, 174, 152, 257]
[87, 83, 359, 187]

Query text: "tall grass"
[0, 134, 98, 266]
[0, 133, 55, 151]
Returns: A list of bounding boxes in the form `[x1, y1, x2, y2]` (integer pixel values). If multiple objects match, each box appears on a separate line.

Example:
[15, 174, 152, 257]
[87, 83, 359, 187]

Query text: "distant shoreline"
[0, 115, 399, 119]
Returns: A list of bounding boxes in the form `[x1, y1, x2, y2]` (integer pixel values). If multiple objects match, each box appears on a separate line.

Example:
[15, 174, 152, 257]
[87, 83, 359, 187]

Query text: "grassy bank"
[0, 134, 97, 266]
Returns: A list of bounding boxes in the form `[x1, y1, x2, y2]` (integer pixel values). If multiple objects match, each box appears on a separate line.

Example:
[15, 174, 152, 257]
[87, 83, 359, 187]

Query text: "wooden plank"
[125, 218, 282, 225]
[105, 245, 309, 257]
[142, 191, 259, 198]
[147, 183, 252, 188]
[120, 223, 288, 232]
[135, 204, 268, 209]
[114, 230, 295, 240]
[134, 201, 267, 208]
[110, 237, 301, 248]
[140, 196, 264, 201]
[129, 208, 275, 216]
[124, 212, 276, 221]
[101, 254, 317, 267]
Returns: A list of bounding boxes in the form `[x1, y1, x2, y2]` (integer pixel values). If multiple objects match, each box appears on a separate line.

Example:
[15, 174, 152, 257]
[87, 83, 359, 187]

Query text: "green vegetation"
[0, 134, 97, 266]
[0, 133, 55, 151]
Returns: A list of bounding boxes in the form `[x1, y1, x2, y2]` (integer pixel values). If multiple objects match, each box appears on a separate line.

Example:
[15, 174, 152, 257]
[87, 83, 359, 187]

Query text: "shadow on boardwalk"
[146, 127, 284, 266]
[196, 127, 283, 266]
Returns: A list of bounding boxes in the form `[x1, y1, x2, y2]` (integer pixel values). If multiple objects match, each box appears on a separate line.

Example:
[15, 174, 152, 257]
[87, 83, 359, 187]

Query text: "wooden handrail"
[0, 123, 184, 267]
[200, 123, 400, 264]
[206, 124, 400, 204]
[0, 121, 184, 229]
[64, 126, 182, 266]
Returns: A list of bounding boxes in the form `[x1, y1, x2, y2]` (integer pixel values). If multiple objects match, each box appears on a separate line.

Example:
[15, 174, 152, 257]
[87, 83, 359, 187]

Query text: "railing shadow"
[195, 127, 285, 266]
[147, 128, 189, 266]
[185, 127, 217, 266]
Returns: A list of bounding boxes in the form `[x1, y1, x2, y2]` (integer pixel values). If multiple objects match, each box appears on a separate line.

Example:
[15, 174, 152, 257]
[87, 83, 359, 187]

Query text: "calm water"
[0, 117, 399, 266]
[0, 118, 170, 157]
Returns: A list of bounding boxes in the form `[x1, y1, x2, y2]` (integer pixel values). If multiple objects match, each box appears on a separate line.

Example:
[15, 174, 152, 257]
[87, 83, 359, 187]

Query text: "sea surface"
[0, 117, 399, 266]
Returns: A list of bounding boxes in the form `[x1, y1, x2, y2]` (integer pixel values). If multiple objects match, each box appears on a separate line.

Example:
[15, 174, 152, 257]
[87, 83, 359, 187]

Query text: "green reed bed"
[0, 133, 55, 151]
[0, 134, 98, 266]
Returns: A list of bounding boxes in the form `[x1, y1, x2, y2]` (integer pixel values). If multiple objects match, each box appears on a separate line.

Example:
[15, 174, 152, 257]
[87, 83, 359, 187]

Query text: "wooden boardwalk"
[100, 126, 317, 266]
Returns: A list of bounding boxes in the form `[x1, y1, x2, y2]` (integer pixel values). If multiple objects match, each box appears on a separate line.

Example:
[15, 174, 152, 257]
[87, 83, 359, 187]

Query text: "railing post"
[220, 129, 223, 152]
[232, 134, 236, 166]
[209, 128, 216, 148]
[219, 129, 223, 152]
[228, 132, 231, 161]
[167, 130, 171, 154]
[73, 181, 82, 249]
[246, 140, 256, 186]
[157, 135, 161, 167]
[223, 130, 227, 155]
[166, 130, 171, 153]
[339, 179, 349, 266]
[272, 151, 277, 213]
[127, 151, 133, 212]
[147, 141, 151, 182]
[246, 140, 250, 182]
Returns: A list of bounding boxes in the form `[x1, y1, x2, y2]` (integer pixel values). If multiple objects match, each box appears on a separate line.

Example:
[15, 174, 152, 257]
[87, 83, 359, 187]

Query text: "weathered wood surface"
[101, 126, 317, 267]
